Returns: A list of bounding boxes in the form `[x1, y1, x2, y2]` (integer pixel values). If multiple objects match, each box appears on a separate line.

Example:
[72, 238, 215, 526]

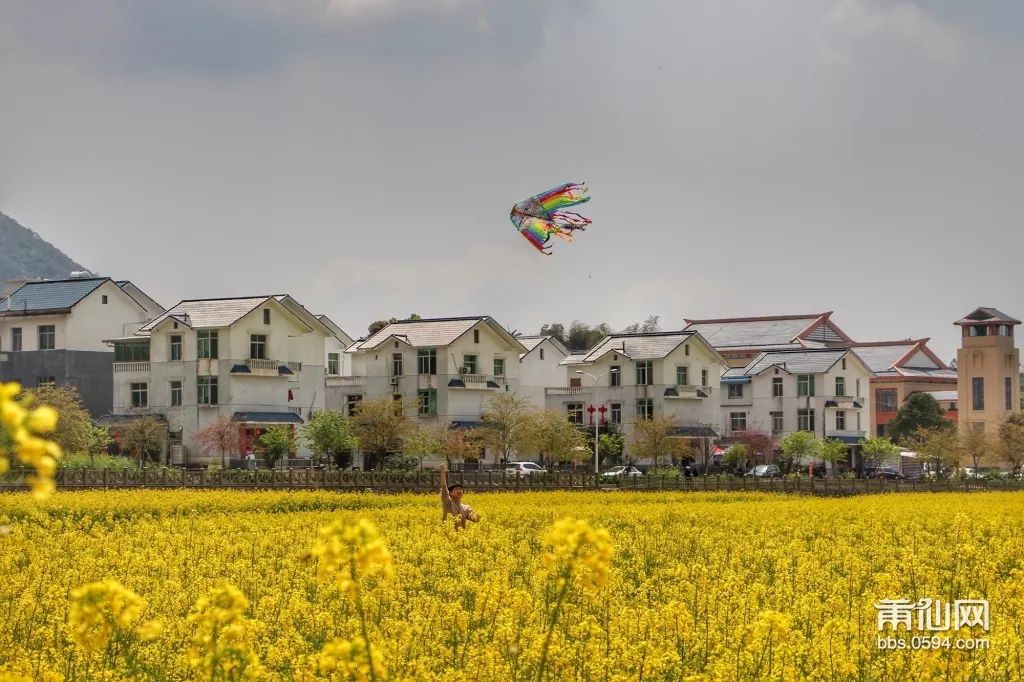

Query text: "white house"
[106, 294, 337, 464]
[0, 276, 163, 415]
[316, 314, 355, 378]
[328, 316, 527, 467]
[517, 335, 569, 409]
[545, 331, 727, 461]
[720, 348, 874, 460]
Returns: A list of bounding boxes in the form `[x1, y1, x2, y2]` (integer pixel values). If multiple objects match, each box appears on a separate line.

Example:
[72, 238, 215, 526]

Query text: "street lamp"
[575, 368, 619, 474]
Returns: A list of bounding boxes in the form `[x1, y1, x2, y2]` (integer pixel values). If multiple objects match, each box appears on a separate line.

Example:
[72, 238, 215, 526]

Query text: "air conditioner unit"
[389, 376, 399, 385]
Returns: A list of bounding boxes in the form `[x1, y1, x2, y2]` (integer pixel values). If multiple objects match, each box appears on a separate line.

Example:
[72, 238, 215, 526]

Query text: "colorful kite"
[509, 182, 591, 255]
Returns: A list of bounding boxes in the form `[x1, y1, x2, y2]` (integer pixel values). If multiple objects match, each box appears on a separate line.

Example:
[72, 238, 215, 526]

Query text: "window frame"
[771, 411, 784, 435]
[462, 354, 478, 374]
[170, 380, 182, 407]
[197, 330, 219, 359]
[835, 376, 845, 397]
[1006, 376, 1013, 411]
[730, 412, 747, 432]
[876, 389, 898, 412]
[169, 335, 182, 362]
[611, 365, 622, 387]
[972, 377, 985, 411]
[636, 361, 653, 386]
[327, 353, 340, 376]
[835, 410, 846, 431]
[417, 348, 437, 375]
[130, 382, 149, 408]
[11, 327, 21, 352]
[797, 408, 815, 432]
[392, 352, 404, 377]
[417, 389, 437, 416]
[676, 366, 688, 386]
[727, 383, 744, 399]
[797, 374, 815, 397]
[36, 376, 56, 387]
[250, 334, 268, 360]
[493, 357, 505, 377]
[197, 376, 219, 406]
[263, 309, 271, 325]
[38, 325, 56, 350]
[346, 394, 363, 417]
[772, 377, 784, 397]
[610, 402, 622, 424]
[635, 398, 654, 420]
[566, 402, 584, 424]
[701, 369, 709, 387]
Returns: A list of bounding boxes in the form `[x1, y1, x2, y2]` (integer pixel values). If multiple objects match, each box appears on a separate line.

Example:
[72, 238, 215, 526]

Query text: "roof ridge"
[850, 338, 927, 347]
[389, 315, 488, 324]
[608, 330, 693, 338]
[685, 312, 829, 324]
[174, 295, 275, 303]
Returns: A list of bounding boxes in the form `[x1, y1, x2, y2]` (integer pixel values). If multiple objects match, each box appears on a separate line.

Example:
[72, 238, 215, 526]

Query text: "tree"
[352, 398, 410, 471]
[597, 429, 625, 468]
[368, 313, 421, 337]
[86, 424, 113, 467]
[778, 431, 821, 473]
[723, 444, 750, 473]
[118, 417, 167, 468]
[630, 416, 691, 469]
[735, 430, 775, 466]
[441, 428, 483, 467]
[860, 436, 901, 473]
[402, 423, 443, 469]
[518, 410, 587, 469]
[195, 415, 243, 469]
[301, 410, 359, 470]
[567, 321, 611, 352]
[819, 439, 849, 476]
[538, 322, 567, 345]
[908, 427, 958, 478]
[621, 315, 661, 334]
[887, 393, 951, 444]
[997, 413, 1024, 474]
[478, 393, 533, 464]
[958, 425, 992, 472]
[259, 426, 295, 470]
[24, 384, 92, 455]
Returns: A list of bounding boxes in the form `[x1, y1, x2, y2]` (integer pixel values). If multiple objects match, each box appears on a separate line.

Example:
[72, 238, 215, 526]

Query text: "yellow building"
[955, 307, 1021, 433]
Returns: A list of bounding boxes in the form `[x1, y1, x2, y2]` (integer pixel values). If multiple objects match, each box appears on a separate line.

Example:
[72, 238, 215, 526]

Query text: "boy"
[439, 464, 479, 529]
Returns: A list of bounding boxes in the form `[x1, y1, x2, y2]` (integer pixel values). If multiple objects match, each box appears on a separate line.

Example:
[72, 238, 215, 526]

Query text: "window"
[327, 353, 340, 375]
[38, 325, 55, 350]
[169, 335, 182, 361]
[797, 374, 815, 397]
[130, 382, 148, 408]
[771, 412, 784, 434]
[610, 403, 622, 424]
[539, 348, 545, 361]
[417, 389, 437, 416]
[972, 377, 985, 411]
[569, 377, 582, 388]
[417, 348, 437, 375]
[798, 409, 815, 432]
[567, 402, 584, 424]
[730, 412, 747, 432]
[835, 410, 846, 431]
[636, 361, 653, 386]
[473, 329, 480, 344]
[493, 358, 505, 377]
[635, 399, 653, 420]
[250, 334, 267, 360]
[463, 354, 478, 374]
[1006, 377, 1013, 410]
[392, 353, 404, 376]
[115, 342, 149, 362]
[772, 377, 784, 397]
[170, 381, 182, 407]
[999, 324, 1010, 336]
[877, 424, 887, 437]
[263, 309, 271, 325]
[685, 344, 690, 356]
[701, 369, 709, 387]
[969, 325, 987, 337]
[835, 377, 845, 397]
[841, 358, 846, 370]
[197, 330, 219, 359]
[102, 295, 108, 304]
[36, 377, 55, 387]
[855, 378, 861, 397]
[728, 384, 744, 399]
[676, 366, 688, 386]
[856, 411, 862, 432]
[197, 376, 218, 405]
[10, 328, 21, 352]
[876, 389, 898, 412]
[346, 394, 363, 417]
[611, 366, 621, 386]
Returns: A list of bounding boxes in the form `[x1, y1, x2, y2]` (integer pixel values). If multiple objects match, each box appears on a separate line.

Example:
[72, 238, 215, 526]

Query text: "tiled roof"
[850, 343, 918, 373]
[359, 317, 483, 349]
[0, 277, 107, 314]
[232, 411, 304, 424]
[740, 349, 850, 376]
[559, 354, 589, 366]
[583, 331, 695, 362]
[683, 314, 826, 349]
[517, 336, 548, 352]
[895, 368, 957, 378]
[925, 390, 959, 402]
[139, 296, 270, 331]
[955, 307, 1021, 325]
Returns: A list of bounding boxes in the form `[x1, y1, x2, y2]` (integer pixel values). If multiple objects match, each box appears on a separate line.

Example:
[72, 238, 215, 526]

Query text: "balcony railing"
[327, 376, 367, 386]
[546, 386, 588, 395]
[247, 358, 279, 372]
[113, 362, 151, 373]
[450, 374, 501, 389]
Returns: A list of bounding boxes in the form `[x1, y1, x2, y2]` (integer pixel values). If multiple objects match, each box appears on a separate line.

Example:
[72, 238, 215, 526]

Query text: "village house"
[105, 295, 343, 464]
[517, 335, 570, 410]
[955, 307, 1021, 435]
[0, 276, 163, 415]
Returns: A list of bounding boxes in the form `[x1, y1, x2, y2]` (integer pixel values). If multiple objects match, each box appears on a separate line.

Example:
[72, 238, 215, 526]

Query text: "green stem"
[351, 556, 379, 682]
[536, 571, 572, 682]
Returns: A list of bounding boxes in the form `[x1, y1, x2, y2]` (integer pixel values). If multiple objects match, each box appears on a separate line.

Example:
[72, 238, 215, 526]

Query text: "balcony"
[231, 359, 301, 377]
[546, 386, 589, 396]
[666, 384, 710, 399]
[824, 395, 864, 408]
[326, 375, 367, 387]
[448, 374, 502, 389]
[113, 362, 151, 374]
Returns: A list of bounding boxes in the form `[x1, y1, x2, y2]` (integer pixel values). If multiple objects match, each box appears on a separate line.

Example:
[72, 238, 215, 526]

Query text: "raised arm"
[440, 463, 451, 504]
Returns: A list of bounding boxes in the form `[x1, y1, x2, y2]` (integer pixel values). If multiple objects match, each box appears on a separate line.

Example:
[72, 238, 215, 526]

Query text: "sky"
[1, 0, 1021, 360]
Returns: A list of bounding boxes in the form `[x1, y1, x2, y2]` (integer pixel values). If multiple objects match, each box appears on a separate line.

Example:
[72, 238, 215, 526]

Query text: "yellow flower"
[187, 583, 263, 680]
[541, 517, 614, 590]
[311, 519, 394, 597]
[69, 580, 147, 653]
[27, 406, 58, 434]
[319, 637, 386, 682]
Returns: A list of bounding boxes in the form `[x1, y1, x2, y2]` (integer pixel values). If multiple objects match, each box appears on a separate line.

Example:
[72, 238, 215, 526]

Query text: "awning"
[278, 365, 294, 375]
[94, 413, 168, 427]
[230, 364, 252, 374]
[664, 387, 678, 397]
[824, 400, 838, 407]
[674, 426, 719, 438]
[449, 421, 480, 430]
[232, 411, 304, 425]
[830, 435, 864, 444]
[447, 379, 465, 388]
[720, 376, 751, 385]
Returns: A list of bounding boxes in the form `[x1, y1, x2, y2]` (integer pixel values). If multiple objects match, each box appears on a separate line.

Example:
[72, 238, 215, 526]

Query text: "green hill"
[0, 211, 88, 283]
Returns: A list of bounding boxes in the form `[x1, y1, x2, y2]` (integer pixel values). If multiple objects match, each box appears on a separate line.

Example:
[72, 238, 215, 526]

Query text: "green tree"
[519, 410, 587, 469]
[538, 322, 567, 345]
[887, 393, 951, 444]
[194, 415, 242, 469]
[597, 430, 625, 468]
[402, 423, 442, 469]
[352, 398, 410, 471]
[630, 416, 690, 469]
[860, 436, 901, 474]
[86, 424, 113, 467]
[478, 393, 533, 465]
[723, 444, 750, 473]
[301, 410, 359, 470]
[118, 417, 167, 469]
[908, 427, 958, 478]
[820, 439, 850, 474]
[997, 413, 1024, 474]
[24, 384, 92, 455]
[958, 425, 993, 473]
[621, 315, 661, 334]
[778, 431, 821, 473]
[259, 426, 295, 470]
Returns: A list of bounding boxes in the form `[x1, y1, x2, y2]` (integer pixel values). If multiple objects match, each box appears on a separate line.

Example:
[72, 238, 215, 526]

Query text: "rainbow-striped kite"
[509, 182, 591, 255]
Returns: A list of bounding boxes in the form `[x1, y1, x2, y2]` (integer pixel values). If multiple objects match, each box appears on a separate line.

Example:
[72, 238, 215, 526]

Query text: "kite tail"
[550, 210, 591, 232]
[538, 182, 590, 212]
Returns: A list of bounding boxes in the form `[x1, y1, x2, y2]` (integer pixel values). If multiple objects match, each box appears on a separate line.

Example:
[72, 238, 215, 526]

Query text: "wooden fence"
[2, 470, 1023, 496]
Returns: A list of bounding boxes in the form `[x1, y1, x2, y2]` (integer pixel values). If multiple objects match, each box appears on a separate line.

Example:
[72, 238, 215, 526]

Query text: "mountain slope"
[0, 211, 88, 282]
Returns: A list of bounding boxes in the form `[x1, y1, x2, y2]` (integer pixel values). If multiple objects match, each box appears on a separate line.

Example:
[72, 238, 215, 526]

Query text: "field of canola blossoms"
[0, 489, 1022, 681]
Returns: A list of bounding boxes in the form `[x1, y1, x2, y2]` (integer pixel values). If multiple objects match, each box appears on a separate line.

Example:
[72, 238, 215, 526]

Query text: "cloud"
[822, 0, 964, 62]
[0, 0, 592, 76]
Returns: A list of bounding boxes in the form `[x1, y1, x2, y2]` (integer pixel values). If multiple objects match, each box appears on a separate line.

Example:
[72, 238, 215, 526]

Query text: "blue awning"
[230, 364, 252, 374]
[450, 421, 480, 430]
[664, 387, 679, 397]
[232, 412, 304, 424]
[447, 378, 465, 388]
[830, 435, 863, 444]
[278, 365, 294, 375]
[720, 376, 751, 385]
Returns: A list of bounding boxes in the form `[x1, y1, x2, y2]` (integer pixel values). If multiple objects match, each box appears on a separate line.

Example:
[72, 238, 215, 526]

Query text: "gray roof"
[956, 307, 1021, 325]
[232, 411, 304, 424]
[517, 336, 548, 352]
[740, 348, 850, 376]
[359, 316, 524, 351]
[0, 277, 107, 314]
[925, 390, 959, 402]
[683, 315, 823, 349]
[851, 343, 918, 373]
[139, 296, 270, 331]
[583, 331, 696, 362]
[559, 353, 589, 366]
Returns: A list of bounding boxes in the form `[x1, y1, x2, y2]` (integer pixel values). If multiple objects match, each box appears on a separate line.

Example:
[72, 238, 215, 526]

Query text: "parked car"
[745, 464, 781, 478]
[864, 466, 905, 480]
[601, 465, 643, 478]
[505, 461, 547, 477]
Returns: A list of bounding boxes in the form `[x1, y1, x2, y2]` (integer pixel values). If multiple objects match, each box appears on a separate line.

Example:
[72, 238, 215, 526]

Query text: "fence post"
[102, 469, 108, 489]
[199, 469, 206, 488]
[289, 469, 294, 488]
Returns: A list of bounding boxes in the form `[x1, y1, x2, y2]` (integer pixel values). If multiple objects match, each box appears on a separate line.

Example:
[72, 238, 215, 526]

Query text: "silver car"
[505, 461, 547, 477]
[602, 465, 643, 478]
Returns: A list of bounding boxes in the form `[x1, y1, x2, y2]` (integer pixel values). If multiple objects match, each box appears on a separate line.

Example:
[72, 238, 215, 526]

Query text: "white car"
[602, 466, 643, 478]
[505, 461, 547, 477]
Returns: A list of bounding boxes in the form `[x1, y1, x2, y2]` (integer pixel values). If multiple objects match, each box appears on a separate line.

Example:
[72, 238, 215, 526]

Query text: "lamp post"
[575, 368, 619, 474]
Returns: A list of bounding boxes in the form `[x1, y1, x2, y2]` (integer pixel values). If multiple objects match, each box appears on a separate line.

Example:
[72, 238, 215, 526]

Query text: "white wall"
[66, 280, 152, 350]
[518, 339, 567, 409]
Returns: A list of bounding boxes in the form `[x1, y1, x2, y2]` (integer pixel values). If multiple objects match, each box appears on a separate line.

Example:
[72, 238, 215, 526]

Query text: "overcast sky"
[1, 0, 1021, 358]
